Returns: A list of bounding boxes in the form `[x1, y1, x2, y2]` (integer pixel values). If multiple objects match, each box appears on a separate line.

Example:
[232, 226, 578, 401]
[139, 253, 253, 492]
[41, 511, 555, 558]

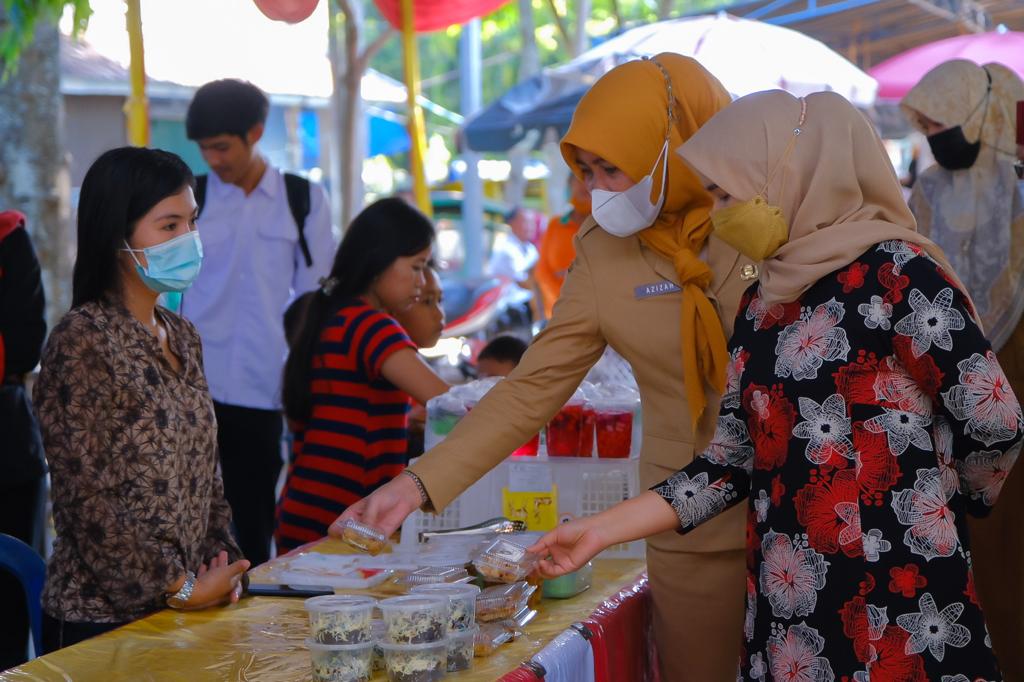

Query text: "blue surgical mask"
[122, 229, 204, 293]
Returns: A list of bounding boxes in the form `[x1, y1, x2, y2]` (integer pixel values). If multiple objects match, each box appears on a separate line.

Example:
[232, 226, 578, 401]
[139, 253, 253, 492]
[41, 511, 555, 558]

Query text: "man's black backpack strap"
[283, 173, 313, 268]
[194, 172, 313, 268]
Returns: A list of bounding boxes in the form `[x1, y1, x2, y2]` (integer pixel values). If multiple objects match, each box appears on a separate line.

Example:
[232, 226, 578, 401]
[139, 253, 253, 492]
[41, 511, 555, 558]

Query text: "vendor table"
[1, 539, 653, 681]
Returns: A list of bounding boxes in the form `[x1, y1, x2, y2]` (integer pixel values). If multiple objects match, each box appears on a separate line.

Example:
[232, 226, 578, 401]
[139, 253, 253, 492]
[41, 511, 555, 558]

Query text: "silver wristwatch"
[166, 571, 197, 609]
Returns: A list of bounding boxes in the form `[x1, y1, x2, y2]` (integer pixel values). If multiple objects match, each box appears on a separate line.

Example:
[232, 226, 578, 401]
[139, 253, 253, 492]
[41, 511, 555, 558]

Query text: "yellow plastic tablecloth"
[2, 539, 646, 681]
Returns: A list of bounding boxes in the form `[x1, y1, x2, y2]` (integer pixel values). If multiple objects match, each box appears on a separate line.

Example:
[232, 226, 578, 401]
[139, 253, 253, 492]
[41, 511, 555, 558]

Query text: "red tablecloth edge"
[498, 570, 656, 682]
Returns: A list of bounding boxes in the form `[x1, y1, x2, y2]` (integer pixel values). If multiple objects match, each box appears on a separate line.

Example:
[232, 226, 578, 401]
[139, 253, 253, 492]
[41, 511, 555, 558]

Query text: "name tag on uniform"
[634, 281, 682, 299]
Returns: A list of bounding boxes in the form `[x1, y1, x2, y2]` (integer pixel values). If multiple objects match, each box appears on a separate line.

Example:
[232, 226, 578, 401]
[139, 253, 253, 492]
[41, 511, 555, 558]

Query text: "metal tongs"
[420, 517, 527, 542]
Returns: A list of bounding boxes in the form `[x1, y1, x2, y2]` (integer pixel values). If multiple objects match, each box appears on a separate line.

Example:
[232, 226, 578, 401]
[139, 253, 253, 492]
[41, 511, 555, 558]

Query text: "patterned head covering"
[902, 60, 1024, 350]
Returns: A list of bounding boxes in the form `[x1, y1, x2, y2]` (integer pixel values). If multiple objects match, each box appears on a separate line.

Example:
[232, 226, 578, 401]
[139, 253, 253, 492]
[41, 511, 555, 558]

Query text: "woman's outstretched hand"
[330, 472, 423, 539]
[528, 518, 611, 579]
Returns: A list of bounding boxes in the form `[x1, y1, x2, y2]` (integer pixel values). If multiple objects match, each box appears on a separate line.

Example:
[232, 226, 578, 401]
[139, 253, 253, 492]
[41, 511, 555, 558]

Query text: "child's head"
[394, 267, 445, 348]
[477, 334, 529, 378]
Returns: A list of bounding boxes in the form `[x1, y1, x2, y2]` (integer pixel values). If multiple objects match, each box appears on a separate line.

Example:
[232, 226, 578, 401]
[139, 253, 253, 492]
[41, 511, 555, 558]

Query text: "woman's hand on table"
[331, 472, 422, 538]
[529, 491, 682, 577]
[187, 553, 251, 609]
[528, 518, 611, 579]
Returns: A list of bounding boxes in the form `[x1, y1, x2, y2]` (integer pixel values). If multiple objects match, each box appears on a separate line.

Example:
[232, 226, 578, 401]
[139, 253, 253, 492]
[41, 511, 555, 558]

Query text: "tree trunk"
[657, 0, 674, 20]
[0, 13, 72, 328]
[328, 0, 366, 231]
[574, 0, 590, 56]
[506, 0, 542, 208]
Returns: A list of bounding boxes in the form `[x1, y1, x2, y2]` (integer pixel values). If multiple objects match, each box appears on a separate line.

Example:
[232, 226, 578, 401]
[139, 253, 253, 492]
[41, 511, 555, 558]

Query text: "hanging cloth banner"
[373, 0, 513, 32]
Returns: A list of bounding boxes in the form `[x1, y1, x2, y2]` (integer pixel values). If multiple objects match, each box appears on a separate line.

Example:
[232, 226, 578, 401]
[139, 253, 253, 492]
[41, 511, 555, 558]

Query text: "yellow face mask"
[707, 97, 806, 264]
[710, 195, 789, 262]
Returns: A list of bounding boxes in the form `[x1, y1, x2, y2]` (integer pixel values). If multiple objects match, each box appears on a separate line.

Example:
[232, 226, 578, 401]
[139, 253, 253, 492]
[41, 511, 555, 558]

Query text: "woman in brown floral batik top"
[34, 147, 250, 653]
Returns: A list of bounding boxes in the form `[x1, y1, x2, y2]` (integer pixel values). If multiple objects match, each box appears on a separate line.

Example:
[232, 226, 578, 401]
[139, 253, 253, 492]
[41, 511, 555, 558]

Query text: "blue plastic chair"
[0, 533, 45, 658]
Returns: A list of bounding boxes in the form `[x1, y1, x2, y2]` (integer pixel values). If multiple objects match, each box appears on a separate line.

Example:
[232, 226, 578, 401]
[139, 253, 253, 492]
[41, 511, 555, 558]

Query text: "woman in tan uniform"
[337, 54, 754, 680]
[902, 60, 1024, 682]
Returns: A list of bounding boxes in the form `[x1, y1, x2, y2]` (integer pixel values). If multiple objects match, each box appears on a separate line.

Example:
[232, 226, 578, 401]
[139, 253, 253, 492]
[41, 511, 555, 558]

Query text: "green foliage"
[1, 0, 91, 76]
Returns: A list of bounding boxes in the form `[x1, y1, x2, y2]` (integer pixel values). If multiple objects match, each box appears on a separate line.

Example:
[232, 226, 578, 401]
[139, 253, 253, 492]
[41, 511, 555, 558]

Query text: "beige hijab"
[677, 89, 972, 311]
[901, 60, 1024, 350]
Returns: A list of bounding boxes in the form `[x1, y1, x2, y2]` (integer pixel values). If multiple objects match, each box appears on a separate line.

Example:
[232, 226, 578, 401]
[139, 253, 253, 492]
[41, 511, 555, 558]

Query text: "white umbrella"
[553, 12, 878, 107]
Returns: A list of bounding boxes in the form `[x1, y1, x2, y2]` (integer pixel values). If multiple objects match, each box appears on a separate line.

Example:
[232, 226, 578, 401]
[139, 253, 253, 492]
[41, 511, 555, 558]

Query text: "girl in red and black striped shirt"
[276, 199, 449, 552]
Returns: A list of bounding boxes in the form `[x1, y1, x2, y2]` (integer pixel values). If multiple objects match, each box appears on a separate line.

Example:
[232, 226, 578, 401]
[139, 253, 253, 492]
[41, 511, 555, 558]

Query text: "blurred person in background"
[903, 60, 1024, 679]
[182, 79, 336, 566]
[535, 175, 591, 319]
[0, 211, 46, 669]
[393, 266, 445, 460]
[34, 147, 248, 653]
[393, 266, 445, 350]
[487, 206, 539, 285]
[475, 334, 528, 379]
[275, 199, 448, 553]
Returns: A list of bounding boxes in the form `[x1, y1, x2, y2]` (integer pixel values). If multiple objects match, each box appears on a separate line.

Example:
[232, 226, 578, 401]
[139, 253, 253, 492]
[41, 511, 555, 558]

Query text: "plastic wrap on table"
[530, 627, 595, 682]
[581, 573, 657, 682]
[1, 539, 647, 682]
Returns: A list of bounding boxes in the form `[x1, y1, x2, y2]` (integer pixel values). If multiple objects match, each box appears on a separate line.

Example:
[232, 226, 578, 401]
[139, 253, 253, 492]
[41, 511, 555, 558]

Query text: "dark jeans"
[213, 401, 284, 567]
[41, 613, 125, 654]
[0, 477, 44, 671]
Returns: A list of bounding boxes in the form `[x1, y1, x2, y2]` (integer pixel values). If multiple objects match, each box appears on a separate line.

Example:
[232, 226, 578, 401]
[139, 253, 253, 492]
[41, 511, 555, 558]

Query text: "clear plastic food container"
[541, 561, 594, 599]
[336, 519, 389, 555]
[371, 620, 386, 674]
[475, 581, 537, 622]
[306, 638, 374, 682]
[378, 639, 448, 682]
[447, 626, 478, 672]
[398, 565, 469, 588]
[378, 595, 448, 644]
[473, 621, 515, 657]
[305, 595, 377, 644]
[410, 583, 480, 631]
[473, 537, 539, 583]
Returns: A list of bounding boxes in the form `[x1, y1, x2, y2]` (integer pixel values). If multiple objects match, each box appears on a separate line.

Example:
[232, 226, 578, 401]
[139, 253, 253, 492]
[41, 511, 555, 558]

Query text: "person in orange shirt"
[535, 175, 590, 318]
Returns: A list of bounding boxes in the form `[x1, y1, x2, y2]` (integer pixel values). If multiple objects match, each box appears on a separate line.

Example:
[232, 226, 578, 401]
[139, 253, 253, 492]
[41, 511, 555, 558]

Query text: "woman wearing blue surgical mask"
[34, 147, 249, 653]
[335, 54, 756, 681]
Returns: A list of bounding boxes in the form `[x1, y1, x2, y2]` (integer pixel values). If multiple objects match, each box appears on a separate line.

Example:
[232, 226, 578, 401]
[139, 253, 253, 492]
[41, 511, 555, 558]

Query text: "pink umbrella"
[870, 30, 1024, 100]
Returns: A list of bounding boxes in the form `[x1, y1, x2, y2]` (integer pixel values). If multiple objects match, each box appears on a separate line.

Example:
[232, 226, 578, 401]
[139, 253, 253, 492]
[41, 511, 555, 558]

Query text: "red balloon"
[253, 0, 319, 23]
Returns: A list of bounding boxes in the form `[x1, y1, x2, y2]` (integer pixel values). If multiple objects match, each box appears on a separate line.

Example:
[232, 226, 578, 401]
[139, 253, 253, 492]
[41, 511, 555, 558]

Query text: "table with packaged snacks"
[3, 370, 657, 681]
[0, 534, 653, 682]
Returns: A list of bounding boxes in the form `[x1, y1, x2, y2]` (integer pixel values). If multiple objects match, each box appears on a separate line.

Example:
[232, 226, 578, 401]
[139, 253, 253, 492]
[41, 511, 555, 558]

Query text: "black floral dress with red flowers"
[653, 241, 1022, 682]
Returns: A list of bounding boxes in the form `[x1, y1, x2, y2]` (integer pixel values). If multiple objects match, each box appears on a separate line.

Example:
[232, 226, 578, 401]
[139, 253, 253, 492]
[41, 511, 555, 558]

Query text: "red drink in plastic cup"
[596, 410, 633, 458]
[579, 406, 596, 457]
[546, 404, 584, 456]
[512, 433, 540, 456]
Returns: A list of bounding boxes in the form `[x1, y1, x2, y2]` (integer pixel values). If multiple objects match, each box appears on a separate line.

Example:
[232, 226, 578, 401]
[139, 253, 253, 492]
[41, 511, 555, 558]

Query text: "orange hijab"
[560, 54, 733, 427]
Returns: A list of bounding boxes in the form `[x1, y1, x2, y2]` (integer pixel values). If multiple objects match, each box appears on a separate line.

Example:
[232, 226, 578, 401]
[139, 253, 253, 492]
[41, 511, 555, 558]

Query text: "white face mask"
[591, 139, 669, 238]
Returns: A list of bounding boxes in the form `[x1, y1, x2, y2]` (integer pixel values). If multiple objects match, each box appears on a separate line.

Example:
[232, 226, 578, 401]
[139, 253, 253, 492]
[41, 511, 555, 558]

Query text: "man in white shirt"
[182, 79, 335, 565]
[486, 207, 538, 283]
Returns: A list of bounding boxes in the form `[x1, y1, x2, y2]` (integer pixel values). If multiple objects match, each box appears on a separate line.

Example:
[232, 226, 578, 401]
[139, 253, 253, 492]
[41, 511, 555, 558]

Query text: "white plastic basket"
[400, 455, 644, 559]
